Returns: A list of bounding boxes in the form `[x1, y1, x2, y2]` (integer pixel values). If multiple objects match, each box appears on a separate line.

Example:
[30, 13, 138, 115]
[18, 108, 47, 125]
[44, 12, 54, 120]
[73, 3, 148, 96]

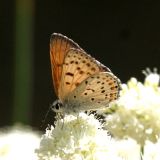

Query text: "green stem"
[13, 0, 34, 124]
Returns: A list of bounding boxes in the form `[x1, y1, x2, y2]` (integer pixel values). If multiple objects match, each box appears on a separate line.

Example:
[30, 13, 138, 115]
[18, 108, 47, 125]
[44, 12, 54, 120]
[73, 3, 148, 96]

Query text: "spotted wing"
[50, 33, 81, 96]
[66, 72, 121, 111]
[58, 48, 110, 101]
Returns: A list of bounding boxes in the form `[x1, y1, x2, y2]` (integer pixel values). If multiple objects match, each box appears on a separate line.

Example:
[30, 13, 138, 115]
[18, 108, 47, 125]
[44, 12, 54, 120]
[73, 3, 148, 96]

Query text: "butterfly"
[50, 33, 121, 114]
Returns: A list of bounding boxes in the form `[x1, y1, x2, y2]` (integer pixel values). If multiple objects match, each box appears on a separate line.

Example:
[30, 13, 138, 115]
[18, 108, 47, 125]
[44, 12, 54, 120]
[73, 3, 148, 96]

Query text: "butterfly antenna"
[40, 106, 52, 128]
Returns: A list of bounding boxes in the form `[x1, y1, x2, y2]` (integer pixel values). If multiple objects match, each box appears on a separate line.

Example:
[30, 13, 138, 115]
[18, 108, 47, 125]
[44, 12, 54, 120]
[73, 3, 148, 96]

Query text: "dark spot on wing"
[66, 72, 74, 76]
[101, 90, 105, 93]
[91, 98, 94, 101]
[66, 82, 70, 85]
[86, 63, 91, 67]
[91, 67, 96, 71]
[75, 82, 80, 86]
[79, 70, 84, 74]
[87, 88, 95, 92]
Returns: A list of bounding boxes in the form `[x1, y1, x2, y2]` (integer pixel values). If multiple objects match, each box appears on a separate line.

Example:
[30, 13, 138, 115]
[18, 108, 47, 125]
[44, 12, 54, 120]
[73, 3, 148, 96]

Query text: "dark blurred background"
[1, 0, 160, 130]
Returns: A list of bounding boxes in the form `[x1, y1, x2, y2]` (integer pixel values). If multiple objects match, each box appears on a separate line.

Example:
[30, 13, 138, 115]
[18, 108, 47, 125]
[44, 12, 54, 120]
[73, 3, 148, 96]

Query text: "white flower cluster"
[36, 112, 143, 160]
[35, 68, 160, 160]
[105, 69, 160, 145]
[0, 124, 40, 160]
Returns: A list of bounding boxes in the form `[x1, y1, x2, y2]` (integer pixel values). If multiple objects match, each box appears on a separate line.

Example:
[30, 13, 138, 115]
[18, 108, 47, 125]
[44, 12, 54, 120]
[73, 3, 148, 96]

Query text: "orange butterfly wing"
[58, 49, 111, 101]
[50, 33, 112, 101]
[50, 33, 82, 96]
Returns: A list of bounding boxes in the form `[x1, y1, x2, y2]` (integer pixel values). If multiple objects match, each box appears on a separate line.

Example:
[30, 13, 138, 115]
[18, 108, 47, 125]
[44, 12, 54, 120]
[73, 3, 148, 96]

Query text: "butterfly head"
[51, 99, 63, 113]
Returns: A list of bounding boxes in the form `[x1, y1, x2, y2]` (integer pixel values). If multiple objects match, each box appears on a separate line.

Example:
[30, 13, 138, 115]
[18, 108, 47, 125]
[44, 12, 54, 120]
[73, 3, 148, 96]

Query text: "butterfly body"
[50, 33, 121, 114]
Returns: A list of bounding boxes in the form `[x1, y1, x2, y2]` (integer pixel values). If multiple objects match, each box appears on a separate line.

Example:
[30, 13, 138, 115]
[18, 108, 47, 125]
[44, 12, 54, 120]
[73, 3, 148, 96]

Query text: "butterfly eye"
[51, 100, 63, 112]
[55, 103, 61, 110]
